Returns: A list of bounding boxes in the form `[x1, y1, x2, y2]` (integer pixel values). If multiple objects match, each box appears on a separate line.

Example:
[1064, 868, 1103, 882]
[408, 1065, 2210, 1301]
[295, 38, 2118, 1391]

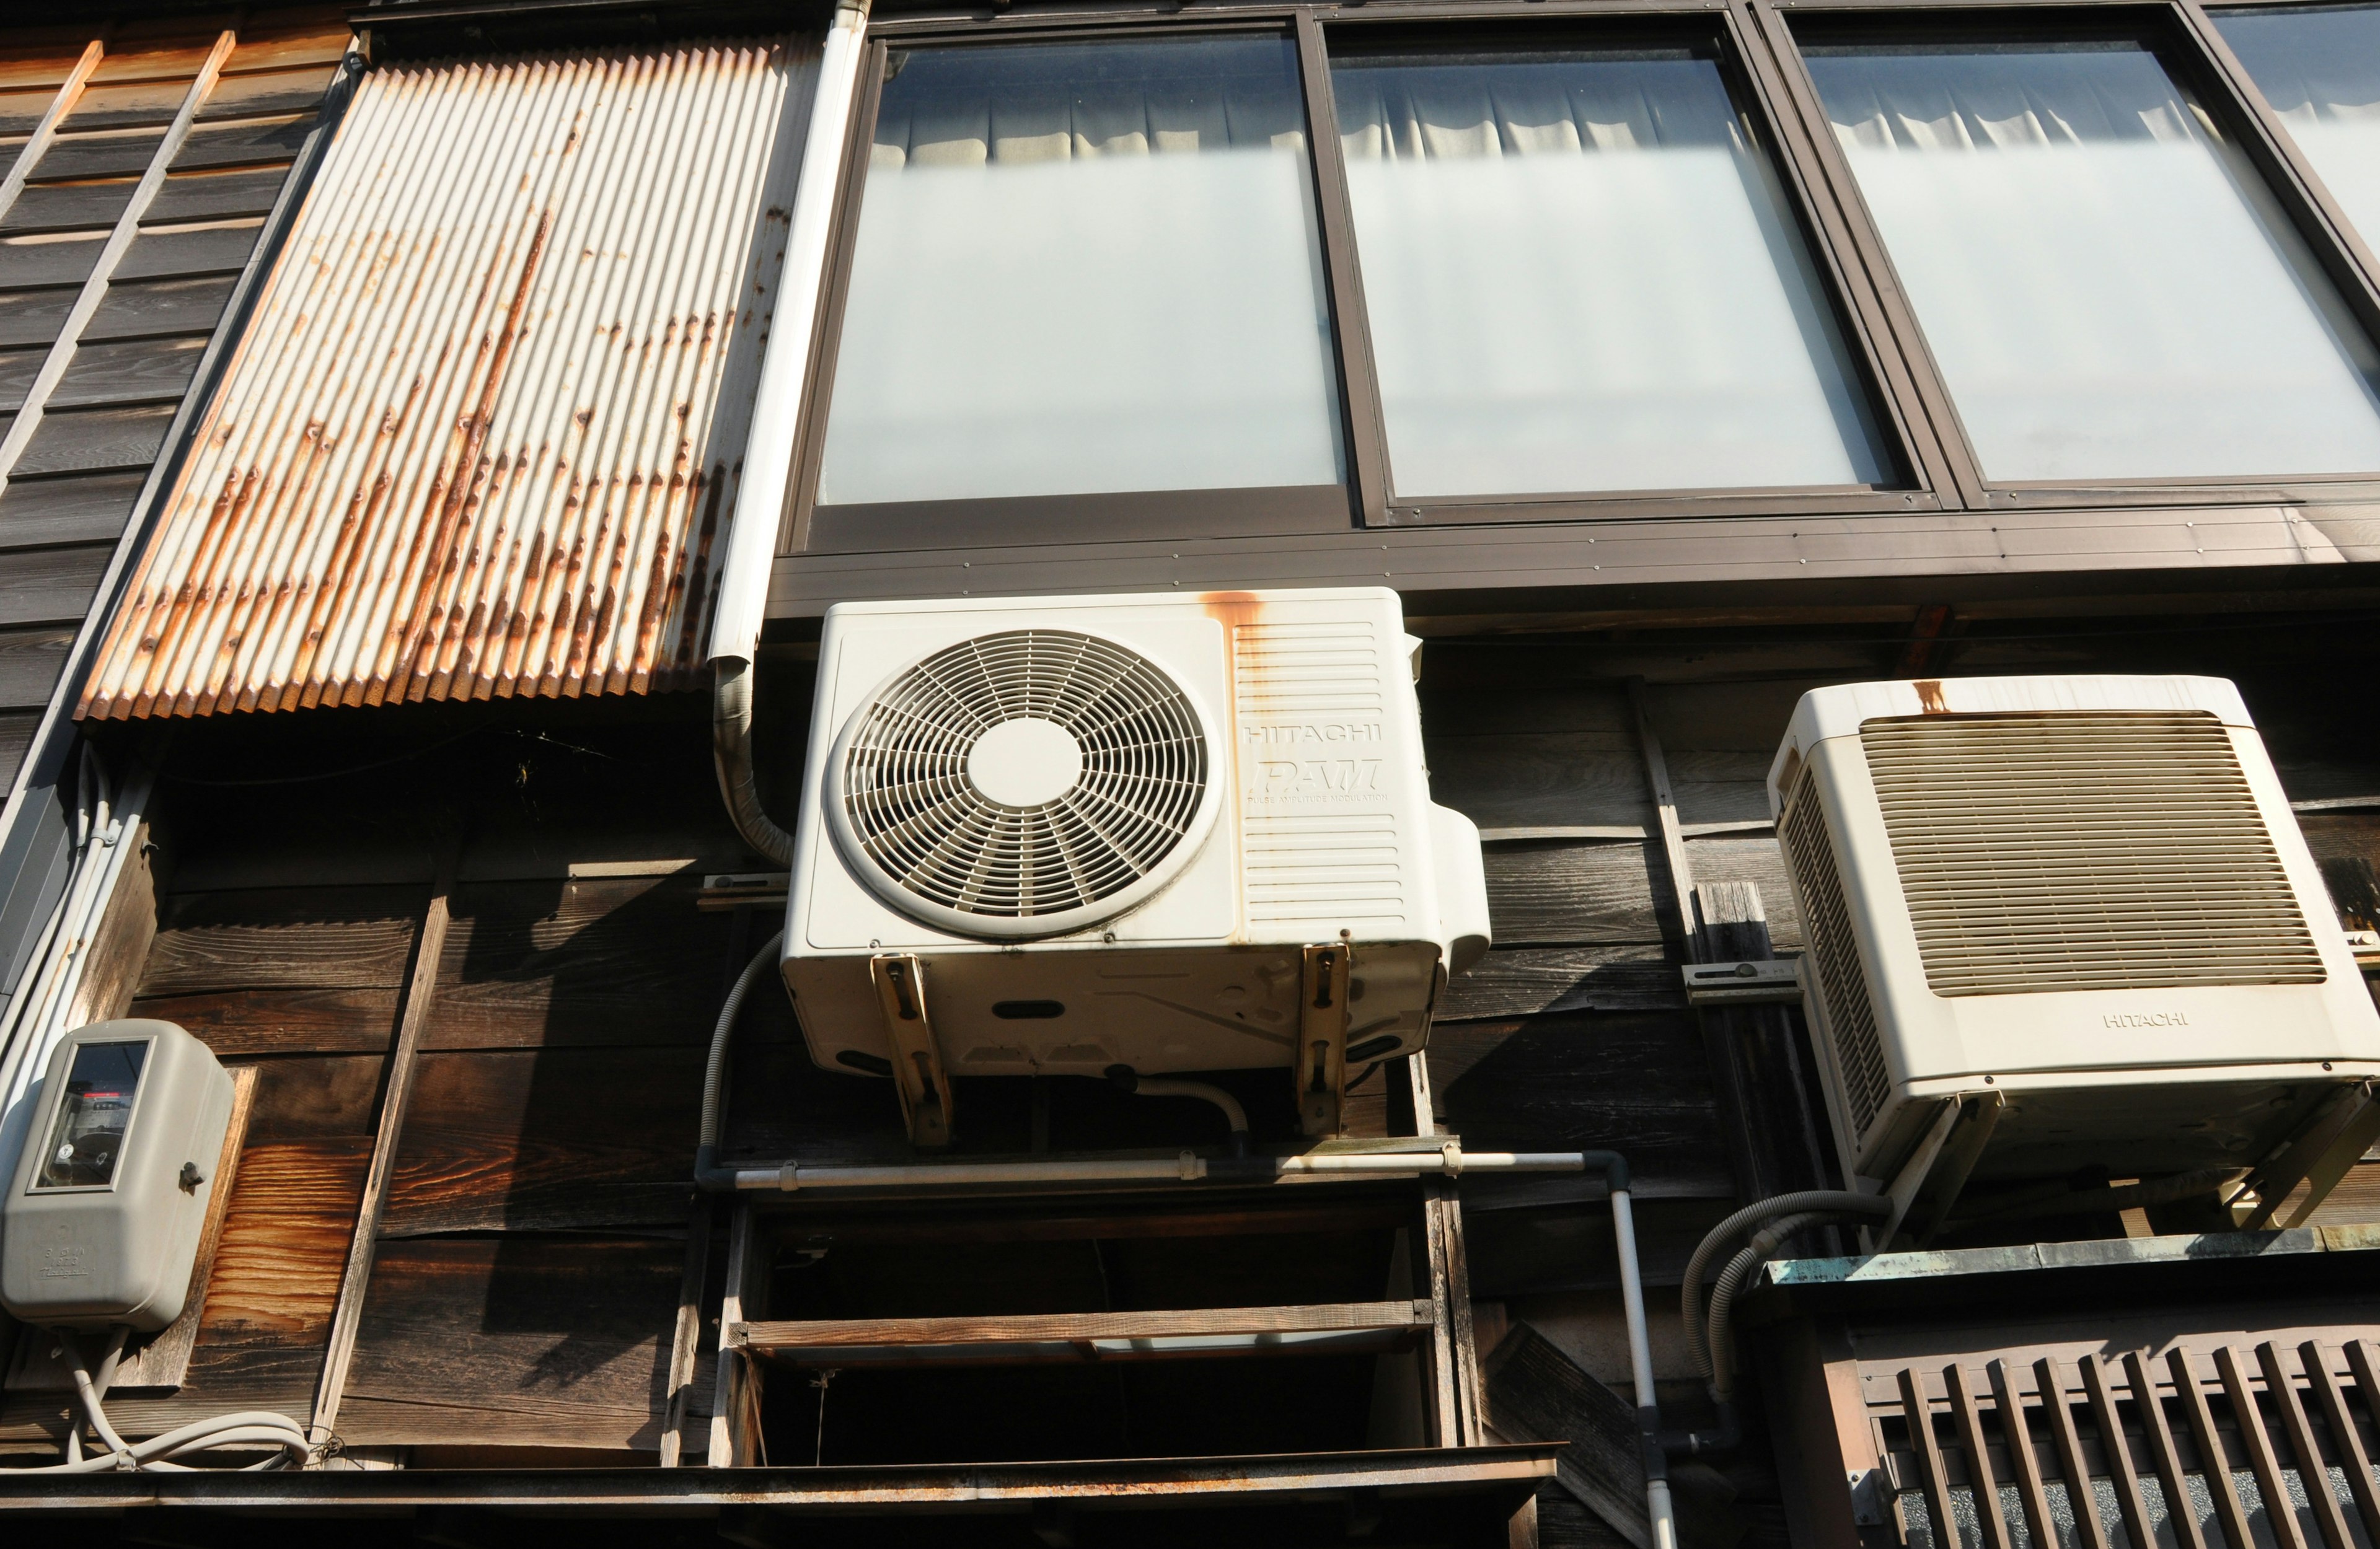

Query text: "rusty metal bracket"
[870, 954, 954, 1150]
[1297, 943, 1354, 1138]
[1871, 1090, 2003, 1250]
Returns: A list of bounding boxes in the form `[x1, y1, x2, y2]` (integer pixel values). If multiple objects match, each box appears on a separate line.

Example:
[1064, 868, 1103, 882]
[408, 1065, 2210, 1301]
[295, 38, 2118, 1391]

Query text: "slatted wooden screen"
[1880, 1341, 2380, 1549]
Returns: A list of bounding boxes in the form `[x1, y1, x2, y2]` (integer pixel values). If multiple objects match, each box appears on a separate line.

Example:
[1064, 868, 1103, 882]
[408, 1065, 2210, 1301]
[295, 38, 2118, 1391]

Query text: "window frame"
[787, 15, 1370, 555]
[1758, 0, 2380, 509]
[777, 0, 2380, 562]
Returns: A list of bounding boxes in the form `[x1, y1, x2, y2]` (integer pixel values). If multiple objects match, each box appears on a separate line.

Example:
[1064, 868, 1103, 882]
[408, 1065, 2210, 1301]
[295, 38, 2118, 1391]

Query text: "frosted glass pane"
[818, 38, 1344, 506]
[1331, 49, 1889, 498]
[1806, 40, 2380, 481]
[2216, 4, 2380, 253]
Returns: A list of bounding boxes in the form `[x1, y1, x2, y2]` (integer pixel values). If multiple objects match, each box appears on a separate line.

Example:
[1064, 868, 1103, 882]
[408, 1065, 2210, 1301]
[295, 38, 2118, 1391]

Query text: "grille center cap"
[967, 717, 1083, 808]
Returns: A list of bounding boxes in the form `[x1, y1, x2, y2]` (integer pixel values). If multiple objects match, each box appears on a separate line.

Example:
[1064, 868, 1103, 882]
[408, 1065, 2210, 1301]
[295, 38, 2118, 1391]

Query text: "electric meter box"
[2, 1020, 234, 1331]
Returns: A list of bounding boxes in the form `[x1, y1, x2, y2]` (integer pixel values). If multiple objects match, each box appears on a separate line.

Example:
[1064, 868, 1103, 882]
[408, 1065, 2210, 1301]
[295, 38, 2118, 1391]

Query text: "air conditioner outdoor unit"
[1768, 675, 2380, 1218]
[783, 588, 1490, 1147]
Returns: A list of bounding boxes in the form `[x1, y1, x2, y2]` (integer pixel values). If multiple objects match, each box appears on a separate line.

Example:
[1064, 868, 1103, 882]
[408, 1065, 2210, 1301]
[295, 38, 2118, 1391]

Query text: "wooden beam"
[1425, 1176, 1485, 1447]
[656, 1193, 713, 1468]
[735, 1301, 1432, 1353]
[708, 1203, 767, 1469]
[307, 834, 459, 1448]
[1624, 677, 1699, 957]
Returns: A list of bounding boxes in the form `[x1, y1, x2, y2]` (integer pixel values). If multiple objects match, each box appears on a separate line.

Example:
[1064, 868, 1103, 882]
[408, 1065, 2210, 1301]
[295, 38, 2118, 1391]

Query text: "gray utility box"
[2, 1020, 233, 1331]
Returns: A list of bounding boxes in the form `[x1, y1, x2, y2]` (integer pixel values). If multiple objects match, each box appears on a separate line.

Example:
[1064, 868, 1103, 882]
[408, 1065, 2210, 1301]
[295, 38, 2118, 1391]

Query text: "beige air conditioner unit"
[1768, 675, 2380, 1212]
[783, 588, 1489, 1147]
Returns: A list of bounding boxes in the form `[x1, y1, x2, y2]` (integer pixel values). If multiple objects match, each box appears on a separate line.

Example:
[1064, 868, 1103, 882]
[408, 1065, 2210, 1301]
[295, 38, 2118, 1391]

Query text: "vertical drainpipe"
[708, 0, 872, 867]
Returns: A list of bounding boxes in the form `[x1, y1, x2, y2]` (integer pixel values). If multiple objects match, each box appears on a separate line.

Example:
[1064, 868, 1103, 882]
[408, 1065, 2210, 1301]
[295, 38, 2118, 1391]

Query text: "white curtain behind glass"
[818, 40, 1344, 507]
[2216, 6, 2380, 259]
[1808, 42, 2380, 482]
[1333, 53, 1888, 498]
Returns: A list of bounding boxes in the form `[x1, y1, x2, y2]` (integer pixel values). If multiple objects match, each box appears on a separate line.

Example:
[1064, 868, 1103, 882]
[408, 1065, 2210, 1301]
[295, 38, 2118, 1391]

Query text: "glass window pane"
[1804, 37, 2380, 482]
[35, 1040, 146, 1190]
[1330, 44, 1890, 498]
[2215, 4, 2380, 253]
[818, 37, 1344, 507]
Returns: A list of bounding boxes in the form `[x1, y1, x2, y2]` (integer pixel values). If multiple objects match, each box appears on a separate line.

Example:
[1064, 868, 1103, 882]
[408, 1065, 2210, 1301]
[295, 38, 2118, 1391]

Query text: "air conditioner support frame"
[1297, 944, 1354, 1139]
[1865, 1090, 2004, 1252]
[870, 954, 954, 1150]
[2237, 1078, 2380, 1230]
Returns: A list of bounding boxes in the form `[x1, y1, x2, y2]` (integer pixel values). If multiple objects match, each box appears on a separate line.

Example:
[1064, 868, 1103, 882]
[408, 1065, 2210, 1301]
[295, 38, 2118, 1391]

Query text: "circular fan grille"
[831, 630, 1214, 934]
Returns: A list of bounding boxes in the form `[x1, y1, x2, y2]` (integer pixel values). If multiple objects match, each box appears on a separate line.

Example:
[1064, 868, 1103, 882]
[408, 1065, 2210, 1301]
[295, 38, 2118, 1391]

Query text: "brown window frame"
[778, 0, 2380, 561]
[1760, 0, 2380, 511]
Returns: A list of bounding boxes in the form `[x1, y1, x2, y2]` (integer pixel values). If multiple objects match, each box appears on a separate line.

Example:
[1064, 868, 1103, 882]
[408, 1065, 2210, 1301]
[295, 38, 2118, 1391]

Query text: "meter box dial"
[2, 1020, 234, 1331]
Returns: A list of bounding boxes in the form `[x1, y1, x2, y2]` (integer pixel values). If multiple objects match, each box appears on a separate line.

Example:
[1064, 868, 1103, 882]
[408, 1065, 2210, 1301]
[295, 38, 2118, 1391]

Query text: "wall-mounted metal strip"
[0, 32, 234, 498]
[0, 40, 103, 225]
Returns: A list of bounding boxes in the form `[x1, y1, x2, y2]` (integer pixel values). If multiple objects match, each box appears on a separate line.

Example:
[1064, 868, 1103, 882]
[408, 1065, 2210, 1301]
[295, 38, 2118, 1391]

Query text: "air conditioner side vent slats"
[1780, 774, 1891, 1142]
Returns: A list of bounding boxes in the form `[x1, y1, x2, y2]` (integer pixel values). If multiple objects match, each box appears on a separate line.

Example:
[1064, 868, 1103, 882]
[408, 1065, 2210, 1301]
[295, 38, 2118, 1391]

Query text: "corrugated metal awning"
[79, 39, 812, 719]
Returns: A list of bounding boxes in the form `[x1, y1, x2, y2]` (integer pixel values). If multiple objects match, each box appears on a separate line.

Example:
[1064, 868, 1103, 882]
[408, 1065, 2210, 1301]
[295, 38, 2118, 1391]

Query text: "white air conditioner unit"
[1768, 675, 2380, 1201]
[783, 588, 1489, 1146]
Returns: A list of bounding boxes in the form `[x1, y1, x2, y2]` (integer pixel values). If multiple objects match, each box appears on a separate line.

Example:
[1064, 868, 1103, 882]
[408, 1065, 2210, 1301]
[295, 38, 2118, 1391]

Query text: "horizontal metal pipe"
[722, 1146, 1589, 1192]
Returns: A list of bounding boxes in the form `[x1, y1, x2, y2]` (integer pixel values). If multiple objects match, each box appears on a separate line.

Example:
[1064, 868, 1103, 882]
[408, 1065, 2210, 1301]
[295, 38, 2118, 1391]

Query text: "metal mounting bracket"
[1681, 957, 1805, 1006]
[870, 954, 954, 1150]
[1869, 1090, 2004, 1250]
[1296, 943, 1354, 1138]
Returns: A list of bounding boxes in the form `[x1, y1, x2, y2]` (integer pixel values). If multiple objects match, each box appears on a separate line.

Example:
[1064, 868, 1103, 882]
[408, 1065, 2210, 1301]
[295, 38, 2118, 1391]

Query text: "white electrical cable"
[4, 1328, 311, 1472]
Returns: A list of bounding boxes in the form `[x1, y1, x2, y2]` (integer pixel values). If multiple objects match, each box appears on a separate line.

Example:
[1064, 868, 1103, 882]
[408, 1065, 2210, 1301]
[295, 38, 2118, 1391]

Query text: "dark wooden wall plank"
[33, 126, 167, 180]
[0, 344, 42, 412]
[0, 541, 105, 625]
[1430, 735, 1654, 832]
[383, 1047, 705, 1235]
[0, 468, 143, 548]
[136, 885, 425, 996]
[424, 875, 740, 1050]
[2, 178, 138, 232]
[146, 165, 289, 224]
[0, 284, 73, 346]
[51, 332, 206, 407]
[13, 400, 175, 475]
[66, 77, 196, 129]
[134, 985, 406, 1055]
[0, 624, 70, 708]
[1439, 946, 1681, 1020]
[0, 710, 34, 790]
[115, 218, 263, 281]
[1427, 1012, 1726, 1181]
[85, 273, 234, 340]
[0, 230, 104, 287]
[337, 1237, 684, 1451]
[172, 113, 311, 170]
[1483, 842, 1664, 946]
[200, 65, 337, 121]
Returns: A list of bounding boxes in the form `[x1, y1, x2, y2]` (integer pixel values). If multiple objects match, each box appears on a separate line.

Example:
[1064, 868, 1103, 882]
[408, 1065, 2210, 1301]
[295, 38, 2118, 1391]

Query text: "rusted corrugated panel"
[79, 39, 811, 719]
